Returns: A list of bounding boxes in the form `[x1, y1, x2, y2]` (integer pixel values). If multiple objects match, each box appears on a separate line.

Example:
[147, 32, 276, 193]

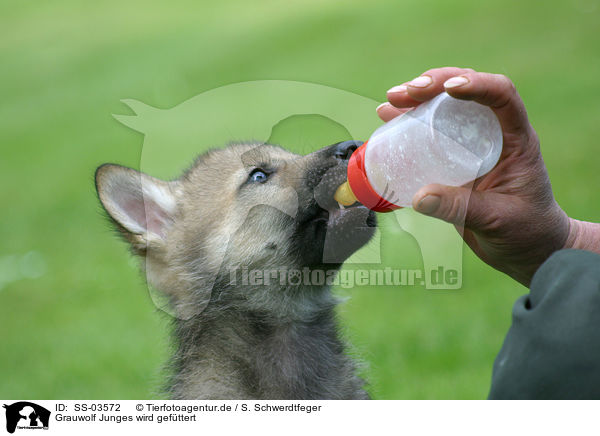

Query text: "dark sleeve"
[488, 249, 600, 399]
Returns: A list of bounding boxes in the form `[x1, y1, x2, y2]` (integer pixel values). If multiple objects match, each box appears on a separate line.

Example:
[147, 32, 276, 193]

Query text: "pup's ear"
[95, 164, 178, 252]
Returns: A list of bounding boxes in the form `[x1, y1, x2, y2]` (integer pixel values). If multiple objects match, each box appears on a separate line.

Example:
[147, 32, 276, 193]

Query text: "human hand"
[377, 67, 570, 286]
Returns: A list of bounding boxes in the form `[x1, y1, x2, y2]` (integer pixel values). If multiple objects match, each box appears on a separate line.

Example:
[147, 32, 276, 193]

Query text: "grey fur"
[95, 142, 375, 399]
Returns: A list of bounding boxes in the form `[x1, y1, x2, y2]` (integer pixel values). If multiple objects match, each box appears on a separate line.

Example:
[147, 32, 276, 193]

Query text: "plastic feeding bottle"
[334, 92, 503, 212]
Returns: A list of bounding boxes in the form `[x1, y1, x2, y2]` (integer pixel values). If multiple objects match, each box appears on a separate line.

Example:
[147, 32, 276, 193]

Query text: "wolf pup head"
[95, 141, 375, 319]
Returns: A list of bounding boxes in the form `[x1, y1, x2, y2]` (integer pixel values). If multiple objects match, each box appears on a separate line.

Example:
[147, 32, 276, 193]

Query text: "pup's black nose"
[333, 140, 363, 160]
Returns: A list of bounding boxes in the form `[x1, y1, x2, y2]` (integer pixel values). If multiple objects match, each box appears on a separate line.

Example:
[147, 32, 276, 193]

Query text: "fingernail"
[444, 76, 469, 88]
[387, 85, 408, 94]
[416, 195, 441, 215]
[376, 102, 389, 112]
[408, 76, 432, 88]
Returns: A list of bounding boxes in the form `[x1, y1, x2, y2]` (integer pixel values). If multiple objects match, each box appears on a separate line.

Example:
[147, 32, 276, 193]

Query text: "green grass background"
[1, 0, 599, 399]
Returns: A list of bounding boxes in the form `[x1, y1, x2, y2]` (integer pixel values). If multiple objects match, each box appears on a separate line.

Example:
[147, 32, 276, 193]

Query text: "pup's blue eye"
[249, 169, 268, 183]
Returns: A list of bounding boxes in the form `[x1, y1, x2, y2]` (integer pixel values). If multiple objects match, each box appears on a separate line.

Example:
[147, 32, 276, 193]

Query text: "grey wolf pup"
[95, 140, 376, 399]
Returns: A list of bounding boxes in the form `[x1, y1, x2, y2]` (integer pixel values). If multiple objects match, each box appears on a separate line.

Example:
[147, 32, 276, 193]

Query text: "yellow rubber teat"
[334, 181, 358, 206]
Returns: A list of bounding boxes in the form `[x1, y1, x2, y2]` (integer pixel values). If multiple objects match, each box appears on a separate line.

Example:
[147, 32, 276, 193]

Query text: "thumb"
[412, 183, 488, 230]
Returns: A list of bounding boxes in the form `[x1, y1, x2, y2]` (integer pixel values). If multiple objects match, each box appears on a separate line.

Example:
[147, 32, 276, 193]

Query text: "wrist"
[564, 217, 600, 254]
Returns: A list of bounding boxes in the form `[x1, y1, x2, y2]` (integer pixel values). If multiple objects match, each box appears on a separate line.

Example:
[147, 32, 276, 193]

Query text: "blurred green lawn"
[1, 0, 599, 399]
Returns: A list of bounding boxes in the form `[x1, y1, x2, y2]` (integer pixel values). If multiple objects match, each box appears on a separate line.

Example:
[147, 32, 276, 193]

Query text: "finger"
[412, 183, 493, 231]
[376, 103, 412, 122]
[402, 67, 475, 102]
[442, 72, 531, 140]
[385, 84, 422, 108]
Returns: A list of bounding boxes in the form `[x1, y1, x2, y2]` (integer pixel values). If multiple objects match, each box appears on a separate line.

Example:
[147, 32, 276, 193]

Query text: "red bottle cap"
[347, 142, 402, 213]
